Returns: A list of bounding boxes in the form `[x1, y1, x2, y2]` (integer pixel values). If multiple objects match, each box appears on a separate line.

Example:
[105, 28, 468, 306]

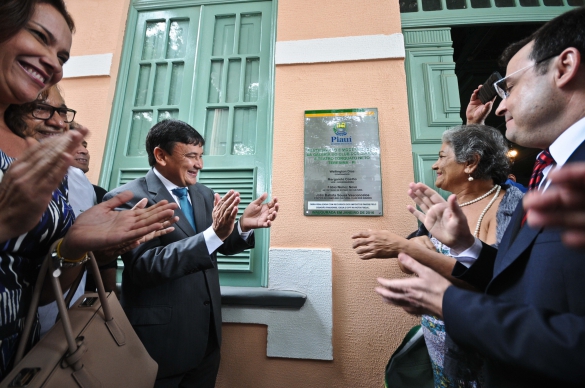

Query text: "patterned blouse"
[0, 149, 75, 379]
[421, 185, 524, 388]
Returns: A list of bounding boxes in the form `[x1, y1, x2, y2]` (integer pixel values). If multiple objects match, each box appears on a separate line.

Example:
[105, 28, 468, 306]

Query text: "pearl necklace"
[436, 185, 502, 253]
[459, 185, 499, 207]
[470, 185, 502, 237]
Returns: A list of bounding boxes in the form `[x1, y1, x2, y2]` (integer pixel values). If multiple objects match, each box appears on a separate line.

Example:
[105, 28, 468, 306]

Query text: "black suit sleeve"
[443, 286, 585, 385]
[451, 241, 498, 293]
[93, 185, 107, 204]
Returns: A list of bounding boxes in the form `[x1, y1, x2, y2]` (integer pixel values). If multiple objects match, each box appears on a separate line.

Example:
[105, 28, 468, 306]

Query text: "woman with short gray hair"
[353, 123, 524, 387]
[417, 124, 523, 387]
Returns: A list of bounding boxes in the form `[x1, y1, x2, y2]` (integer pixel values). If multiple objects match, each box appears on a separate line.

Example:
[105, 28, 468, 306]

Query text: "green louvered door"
[104, 1, 274, 287]
[192, 2, 273, 286]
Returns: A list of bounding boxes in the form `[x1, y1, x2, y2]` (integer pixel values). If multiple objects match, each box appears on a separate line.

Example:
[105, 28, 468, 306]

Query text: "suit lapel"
[189, 184, 207, 234]
[492, 223, 541, 280]
[146, 169, 195, 237]
[502, 203, 524, 249]
[490, 139, 585, 282]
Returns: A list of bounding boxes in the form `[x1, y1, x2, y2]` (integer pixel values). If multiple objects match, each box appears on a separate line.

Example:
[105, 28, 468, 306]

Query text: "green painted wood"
[404, 28, 461, 198]
[400, 2, 580, 28]
[102, 0, 275, 287]
[106, 7, 200, 190]
[191, 1, 273, 287]
[412, 144, 451, 199]
[197, 168, 256, 272]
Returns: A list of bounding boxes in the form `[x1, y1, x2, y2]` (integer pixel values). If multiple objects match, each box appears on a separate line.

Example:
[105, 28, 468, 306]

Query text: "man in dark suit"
[375, 7, 585, 388]
[104, 119, 278, 387]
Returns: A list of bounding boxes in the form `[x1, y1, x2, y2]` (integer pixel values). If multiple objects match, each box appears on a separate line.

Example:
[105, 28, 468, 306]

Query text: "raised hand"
[375, 253, 451, 317]
[351, 229, 407, 260]
[466, 85, 494, 125]
[0, 127, 88, 243]
[212, 190, 240, 240]
[239, 193, 279, 232]
[94, 198, 179, 261]
[524, 162, 585, 249]
[407, 183, 474, 253]
[59, 191, 178, 259]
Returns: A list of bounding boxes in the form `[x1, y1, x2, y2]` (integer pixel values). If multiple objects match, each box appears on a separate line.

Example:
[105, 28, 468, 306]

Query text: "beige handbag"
[1, 242, 158, 387]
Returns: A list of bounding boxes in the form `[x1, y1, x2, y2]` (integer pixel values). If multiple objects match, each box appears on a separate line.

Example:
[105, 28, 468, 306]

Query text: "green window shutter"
[198, 168, 256, 272]
[107, 7, 201, 188]
[102, 0, 274, 287]
[191, 1, 273, 286]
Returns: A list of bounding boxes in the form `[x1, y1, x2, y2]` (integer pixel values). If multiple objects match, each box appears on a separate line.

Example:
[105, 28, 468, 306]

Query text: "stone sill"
[220, 286, 306, 309]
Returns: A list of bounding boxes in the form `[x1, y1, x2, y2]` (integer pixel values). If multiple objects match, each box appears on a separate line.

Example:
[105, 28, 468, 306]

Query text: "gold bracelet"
[56, 239, 88, 263]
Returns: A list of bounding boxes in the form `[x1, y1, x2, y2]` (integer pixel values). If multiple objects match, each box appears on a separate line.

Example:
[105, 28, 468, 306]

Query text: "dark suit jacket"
[104, 169, 253, 378]
[443, 140, 585, 388]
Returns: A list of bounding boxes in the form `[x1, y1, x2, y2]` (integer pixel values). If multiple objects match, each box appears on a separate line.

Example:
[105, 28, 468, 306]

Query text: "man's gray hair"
[442, 124, 510, 185]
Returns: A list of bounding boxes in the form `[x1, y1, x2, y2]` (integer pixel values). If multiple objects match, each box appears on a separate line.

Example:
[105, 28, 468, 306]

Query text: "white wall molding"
[222, 248, 333, 360]
[275, 33, 405, 65]
[63, 53, 113, 78]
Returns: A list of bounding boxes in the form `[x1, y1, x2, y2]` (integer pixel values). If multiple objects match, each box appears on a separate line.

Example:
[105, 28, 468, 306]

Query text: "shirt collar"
[549, 116, 585, 168]
[153, 167, 182, 192]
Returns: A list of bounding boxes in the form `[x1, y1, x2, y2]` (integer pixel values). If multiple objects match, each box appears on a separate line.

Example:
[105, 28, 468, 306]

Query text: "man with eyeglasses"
[375, 7, 585, 388]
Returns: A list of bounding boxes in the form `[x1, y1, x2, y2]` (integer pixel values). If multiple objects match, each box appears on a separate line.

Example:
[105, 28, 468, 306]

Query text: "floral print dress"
[0, 150, 75, 379]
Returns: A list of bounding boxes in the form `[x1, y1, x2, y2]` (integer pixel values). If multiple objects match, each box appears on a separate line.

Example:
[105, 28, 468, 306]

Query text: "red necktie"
[527, 149, 555, 191]
[522, 149, 556, 226]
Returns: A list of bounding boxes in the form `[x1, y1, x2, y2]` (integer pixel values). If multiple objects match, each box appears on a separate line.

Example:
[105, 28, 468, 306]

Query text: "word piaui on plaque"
[304, 108, 383, 216]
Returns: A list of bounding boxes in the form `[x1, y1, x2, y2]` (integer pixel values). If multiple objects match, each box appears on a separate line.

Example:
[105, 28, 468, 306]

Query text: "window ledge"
[220, 286, 306, 309]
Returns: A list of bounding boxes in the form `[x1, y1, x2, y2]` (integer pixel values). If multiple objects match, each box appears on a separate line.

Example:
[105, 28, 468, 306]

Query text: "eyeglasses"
[31, 103, 76, 123]
[493, 54, 558, 100]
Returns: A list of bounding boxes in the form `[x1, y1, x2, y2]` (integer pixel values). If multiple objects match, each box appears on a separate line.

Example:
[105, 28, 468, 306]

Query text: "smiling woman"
[0, 0, 180, 380]
[0, 0, 73, 158]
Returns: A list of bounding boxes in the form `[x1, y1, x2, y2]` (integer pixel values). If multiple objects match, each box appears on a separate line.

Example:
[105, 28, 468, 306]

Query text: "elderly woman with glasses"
[353, 118, 524, 387]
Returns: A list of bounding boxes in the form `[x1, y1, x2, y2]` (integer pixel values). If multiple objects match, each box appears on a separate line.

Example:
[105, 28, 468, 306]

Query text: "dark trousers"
[155, 318, 220, 388]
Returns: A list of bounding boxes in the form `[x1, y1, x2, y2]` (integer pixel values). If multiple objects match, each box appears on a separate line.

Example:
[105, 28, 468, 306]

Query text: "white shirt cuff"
[203, 223, 254, 255]
[203, 226, 223, 254]
[452, 237, 482, 268]
[237, 221, 254, 241]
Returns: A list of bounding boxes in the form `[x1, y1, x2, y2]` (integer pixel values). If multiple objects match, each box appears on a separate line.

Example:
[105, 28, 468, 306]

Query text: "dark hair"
[0, 0, 74, 45]
[4, 85, 58, 138]
[442, 124, 510, 185]
[499, 36, 531, 70]
[145, 120, 205, 166]
[531, 7, 585, 73]
[499, 7, 585, 73]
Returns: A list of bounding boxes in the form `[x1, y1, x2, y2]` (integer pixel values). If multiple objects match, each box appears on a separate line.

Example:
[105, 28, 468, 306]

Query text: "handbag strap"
[14, 241, 116, 366]
[63, 266, 85, 308]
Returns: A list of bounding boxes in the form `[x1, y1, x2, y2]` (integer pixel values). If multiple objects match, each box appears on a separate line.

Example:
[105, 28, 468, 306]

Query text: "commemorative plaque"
[304, 108, 383, 216]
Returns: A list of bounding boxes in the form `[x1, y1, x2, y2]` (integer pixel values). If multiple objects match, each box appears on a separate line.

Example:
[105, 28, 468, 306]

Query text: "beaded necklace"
[462, 185, 502, 238]
[458, 185, 498, 207]
[436, 184, 503, 253]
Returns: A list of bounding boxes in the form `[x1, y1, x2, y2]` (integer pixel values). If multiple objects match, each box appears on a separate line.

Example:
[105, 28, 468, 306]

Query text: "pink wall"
[62, 0, 130, 185]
